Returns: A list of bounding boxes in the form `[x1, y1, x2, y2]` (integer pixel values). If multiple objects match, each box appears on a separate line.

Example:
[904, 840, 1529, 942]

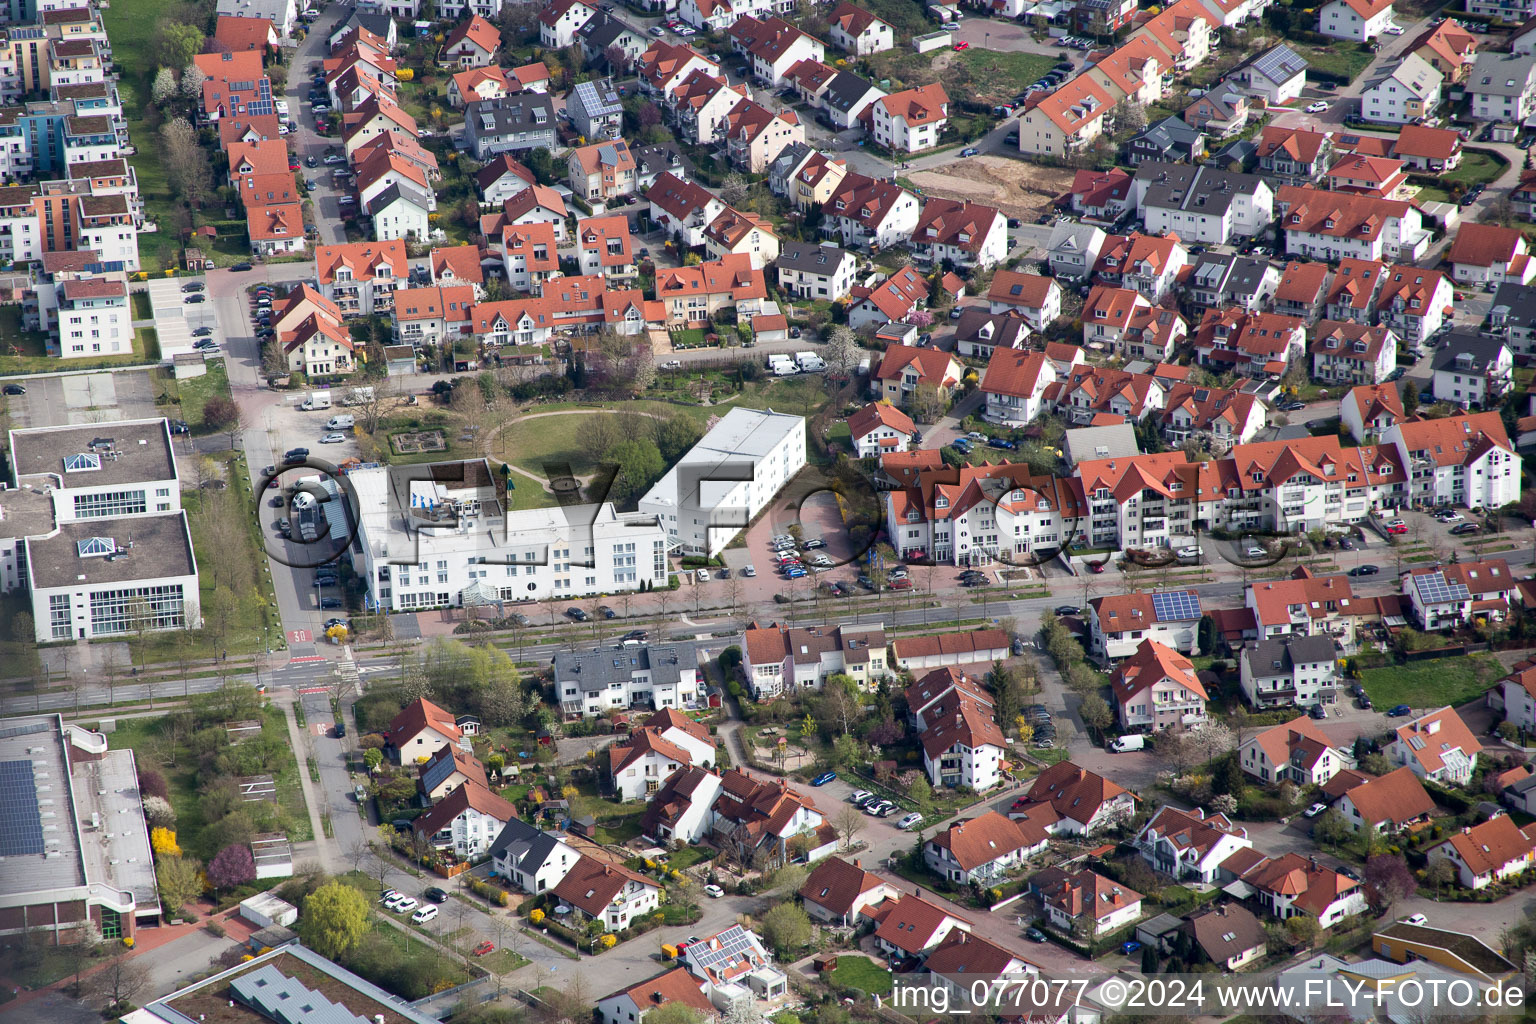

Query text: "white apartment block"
[1238, 634, 1340, 709]
[349, 459, 670, 612]
[638, 407, 806, 557]
[1382, 411, 1522, 510]
[553, 640, 703, 716]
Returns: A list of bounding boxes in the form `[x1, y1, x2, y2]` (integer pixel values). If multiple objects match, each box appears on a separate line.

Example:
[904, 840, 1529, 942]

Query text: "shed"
[384, 343, 418, 376]
[173, 351, 209, 379]
[250, 833, 294, 879]
[1136, 913, 1184, 952]
[184, 248, 215, 271]
[239, 892, 298, 929]
[248, 924, 298, 951]
[569, 815, 597, 837]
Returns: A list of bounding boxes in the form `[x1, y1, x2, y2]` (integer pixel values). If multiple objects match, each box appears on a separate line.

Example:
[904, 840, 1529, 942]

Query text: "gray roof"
[467, 94, 555, 137]
[634, 141, 692, 177]
[26, 512, 196, 590]
[487, 817, 569, 875]
[1063, 422, 1141, 466]
[1241, 634, 1336, 678]
[777, 239, 853, 273]
[554, 639, 701, 694]
[1133, 115, 1202, 151]
[1432, 333, 1508, 373]
[364, 180, 432, 216]
[579, 11, 643, 50]
[1210, 138, 1259, 170]
[1491, 282, 1536, 322]
[10, 418, 176, 488]
[572, 78, 623, 118]
[1136, 162, 1267, 217]
[1047, 220, 1106, 256]
[1237, 43, 1307, 86]
[0, 484, 54, 540]
[823, 71, 881, 114]
[1189, 252, 1274, 297]
[953, 309, 1031, 350]
[1470, 51, 1536, 98]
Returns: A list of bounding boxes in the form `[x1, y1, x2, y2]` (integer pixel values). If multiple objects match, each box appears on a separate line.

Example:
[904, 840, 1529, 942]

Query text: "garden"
[1358, 651, 1507, 710]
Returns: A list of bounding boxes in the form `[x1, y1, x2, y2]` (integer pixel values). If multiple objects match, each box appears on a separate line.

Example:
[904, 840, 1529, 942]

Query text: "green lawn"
[1442, 149, 1509, 187]
[666, 846, 712, 871]
[172, 360, 233, 435]
[0, 305, 156, 374]
[1416, 186, 1452, 204]
[1292, 43, 1374, 84]
[952, 49, 1057, 99]
[828, 956, 894, 996]
[132, 291, 153, 320]
[594, 811, 646, 845]
[1359, 653, 1507, 709]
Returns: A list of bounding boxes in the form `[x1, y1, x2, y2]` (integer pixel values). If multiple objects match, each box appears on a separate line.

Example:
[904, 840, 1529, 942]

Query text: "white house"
[980, 348, 1055, 428]
[870, 83, 948, 154]
[554, 641, 702, 716]
[1390, 706, 1479, 785]
[1239, 715, 1350, 786]
[597, 970, 715, 1024]
[609, 715, 717, 800]
[553, 855, 662, 931]
[1135, 163, 1274, 245]
[1040, 869, 1142, 936]
[775, 240, 857, 301]
[847, 402, 915, 458]
[1334, 766, 1436, 833]
[641, 765, 724, 845]
[1425, 815, 1536, 889]
[1135, 806, 1253, 883]
[412, 783, 516, 859]
[742, 622, 887, 698]
[638, 407, 806, 557]
[1088, 590, 1202, 661]
[1239, 853, 1368, 928]
[924, 811, 1051, 884]
[1227, 43, 1308, 104]
[826, 1, 893, 55]
[1111, 639, 1209, 732]
[1468, 52, 1536, 124]
[986, 272, 1063, 330]
[384, 698, 472, 764]
[919, 691, 1007, 792]
[870, 893, 972, 959]
[1012, 761, 1135, 835]
[1490, 666, 1536, 736]
[1361, 53, 1443, 125]
[1447, 222, 1530, 289]
[798, 856, 899, 926]
[1403, 559, 1517, 630]
[1382, 411, 1521, 510]
[1319, 0, 1395, 41]
[1238, 634, 1339, 710]
[489, 817, 580, 894]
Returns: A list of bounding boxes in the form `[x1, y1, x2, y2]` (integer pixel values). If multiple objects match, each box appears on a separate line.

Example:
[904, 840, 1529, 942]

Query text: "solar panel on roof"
[1152, 591, 1201, 622]
[0, 760, 45, 857]
[1414, 571, 1470, 604]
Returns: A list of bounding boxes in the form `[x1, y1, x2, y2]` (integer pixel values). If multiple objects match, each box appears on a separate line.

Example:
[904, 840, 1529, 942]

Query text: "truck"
[342, 386, 375, 406]
[1109, 734, 1146, 753]
[795, 351, 826, 372]
[768, 354, 797, 377]
[300, 391, 332, 411]
[326, 414, 356, 430]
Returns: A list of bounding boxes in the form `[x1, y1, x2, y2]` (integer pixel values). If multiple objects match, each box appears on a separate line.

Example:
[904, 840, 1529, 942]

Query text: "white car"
[1245, 544, 1267, 558]
[1384, 23, 1403, 33]
[704, 884, 725, 898]
[379, 889, 402, 905]
[392, 896, 419, 913]
[1175, 546, 1200, 560]
[1306, 101, 1329, 113]
[1403, 913, 1428, 926]
[1439, 511, 1465, 523]
[896, 812, 923, 830]
[743, 565, 756, 577]
[1304, 802, 1327, 818]
[319, 432, 347, 444]
[411, 905, 438, 924]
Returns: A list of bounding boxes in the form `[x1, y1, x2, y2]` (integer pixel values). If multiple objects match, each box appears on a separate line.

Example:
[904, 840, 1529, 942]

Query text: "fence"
[409, 973, 490, 1014]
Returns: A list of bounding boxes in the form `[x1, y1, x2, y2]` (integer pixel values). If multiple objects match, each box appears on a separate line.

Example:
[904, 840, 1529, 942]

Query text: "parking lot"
[1, 368, 159, 429]
[146, 277, 221, 359]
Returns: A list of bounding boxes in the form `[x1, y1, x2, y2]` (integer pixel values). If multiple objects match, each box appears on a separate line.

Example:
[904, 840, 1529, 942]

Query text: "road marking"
[288, 629, 313, 643]
[291, 656, 327, 666]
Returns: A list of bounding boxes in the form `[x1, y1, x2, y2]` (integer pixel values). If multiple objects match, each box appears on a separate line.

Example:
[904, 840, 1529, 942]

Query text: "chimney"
[854, 859, 861, 868]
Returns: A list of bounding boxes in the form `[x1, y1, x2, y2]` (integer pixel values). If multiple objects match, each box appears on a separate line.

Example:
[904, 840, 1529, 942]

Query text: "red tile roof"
[847, 401, 915, 441]
[1340, 765, 1435, 827]
[1394, 706, 1479, 776]
[1022, 761, 1130, 827]
[798, 856, 888, 916]
[1448, 222, 1526, 269]
[552, 854, 656, 917]
[411, 780, 515, 838]
[1432, 815, 1536, 879]
[872, 892, 969, 954]
[1110, 639, 1206, 705]
[929, 811, 1051, 870]
[444, 14, 501, 56]
[386, 697, 461, 750]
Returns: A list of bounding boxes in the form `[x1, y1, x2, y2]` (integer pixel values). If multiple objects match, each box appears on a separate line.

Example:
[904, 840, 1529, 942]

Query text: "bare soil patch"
[907, 156, 1074, 220]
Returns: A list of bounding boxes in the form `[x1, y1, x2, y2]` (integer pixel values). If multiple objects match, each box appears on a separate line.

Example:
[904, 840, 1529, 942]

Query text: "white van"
[1110, 734, 1146, 753]
[326, 414, 355, 430]
[411, 905, 438, 924]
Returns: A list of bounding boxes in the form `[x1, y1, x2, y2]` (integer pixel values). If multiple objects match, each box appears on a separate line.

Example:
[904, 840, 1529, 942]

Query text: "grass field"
[828, 956, 894, 996]
[953, 49, 1057, 100]
[1359, 652, 1507, 709]
[1292, 43, 1374, 84]
[172, 360, 233, 434]
[1443, 149, 1509, 187]
[0, 305, 157, 374]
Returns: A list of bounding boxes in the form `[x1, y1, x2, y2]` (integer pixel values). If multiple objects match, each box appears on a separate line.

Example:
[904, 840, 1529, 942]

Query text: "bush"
[139, 768, 170, 801]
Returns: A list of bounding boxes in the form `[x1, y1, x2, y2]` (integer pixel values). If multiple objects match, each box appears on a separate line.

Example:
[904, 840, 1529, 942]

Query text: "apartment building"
[1088, 589, 1203, 661]
[1111, 638, 1208, 732]
[1238, 634, 1339, 709]
[554, 641, 702, 716]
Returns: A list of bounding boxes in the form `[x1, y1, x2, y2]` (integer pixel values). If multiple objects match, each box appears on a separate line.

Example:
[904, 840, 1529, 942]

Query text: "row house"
[741, 621, 887, 697]
[578, 214, 637, 281]
[1085, 35, 1169, 106]
[1191, 309, 1307, 378]
[1276, 185, 1430, 263]
[1340, 381, 1404, 441]
[1446, 222, 1533, 291]
[1131, 0, 1216, 73]
[819, 70, 886, 130]
[911, 198, 1006, 270]
[315, 239, 407, 316]
[391, 285, 474, 346]
[1068, 167, 1134, 223]
[1309, 320, 1397, 385]
[1246, 570, 1363, 643]
[496, 222, 559, 292]
[1095, 231, 1187, 305]
[1376, 265, 1452, 347]
[824, 172, 919, 251]
[1256, 125, 1333, 184]
[646, 171, 725, 246]
[1057, 364, 1166, 426]
[1158, 381, 1266, 450]
[480, 185, 569, 254]
[654, 252, 766, 325]
[1082, 284, 1153, 355]
[1273, 261, 1334, 322]
[985, 271, 1061, 330]
[1133, 162, 1274, 246]
[638, 41, 718, 100]
[429, 244, 486, 297]
[732, 17, 823, 87]
[1324, 154, 1411, 200]
[722, 97, 802, 174]
[1403, 558, 1518, 629]
[782, 148, 848, 212]
[1185, 253, 1279, 314]
[666, 69, 746, 144]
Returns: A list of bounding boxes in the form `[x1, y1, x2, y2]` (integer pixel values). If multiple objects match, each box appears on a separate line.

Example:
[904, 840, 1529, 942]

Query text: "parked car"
[1053, 605, 1081, 616]
[473, 941, 495, 956]
[896, 812, 923, 829]
[566, 607, 588, 621]
[392, 897, 419, 913]
[319, 432, 346, 444]
[704, 884, 725, 898]
[424, 887, 448, 903]
[810, 771, 837, 786]
[2, 384, 25, 395]
[1387, 704, 1413, 717]
[1349, 564, 1380, 576]
[598, 605, 617, 618]
[850, 790, 872, 804]
[1450, 522, 1481, 535]
[1024, 927, 1047, 942]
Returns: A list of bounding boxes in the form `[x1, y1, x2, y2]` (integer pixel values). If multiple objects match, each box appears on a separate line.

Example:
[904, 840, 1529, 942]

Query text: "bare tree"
[160, 117, 214, 208]
[355, 376, 396, 434]
[346, 838, 371, 872]
[833, 804, 865, 850]
[88, 956, 148, 1012]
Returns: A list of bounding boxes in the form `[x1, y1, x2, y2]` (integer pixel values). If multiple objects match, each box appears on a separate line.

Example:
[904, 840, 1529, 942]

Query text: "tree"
[151, 827, 182, 857]
[160, 117, 214, 209]
[833, 804, 865, 850]
[88, 956, 148, 1012]
[647, 1004, 706, 1024]
[156, 855, 203, 912]
[1285, 914, 1320, 950]
[1311, 808, 1349, 847]
[153, 21, 204, 71]
[300, 882, 370, 959]
[908, 774, 933, 813]
[1423, 858, 1457, 896]
[180, 62, 207, 101]
[208, 843, 256, 890]
[152, 67, 178, 104]
[1364, 854, 1417, 915]
[910, 382, 945, 423]
[719, 173, 750, 205]
[607, 438, 664, 508]
[760, 903, 812, 957]
[1079, 694, 1113, 734]
[1403, 381, 1419, 417]
[141, 795, 176, 829]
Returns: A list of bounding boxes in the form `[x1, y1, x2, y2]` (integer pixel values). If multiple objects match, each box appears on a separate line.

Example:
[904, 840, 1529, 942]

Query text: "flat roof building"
[0, 715, 159, 944]
[350, 458, 669, 611]
[638, 407, 806, 556]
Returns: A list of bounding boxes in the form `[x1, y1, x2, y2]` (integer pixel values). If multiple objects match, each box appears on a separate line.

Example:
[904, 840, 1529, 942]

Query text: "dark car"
[169, 419, 190, 434]
[511, 613, 531, 626]
[424, 887, 449, 903]
[1024, 927, 1047, 942]
[810, 771, 837, 786]
[284, 447, 310, 462]
[320, 596, 343, 609]
[1309, 704, 1328, 720]
[987, 437, 1017, 450]
[185, 293, 206, 303]
[323, 617, 346, 630]
[1053, 605, 1081, 616]
[306, 155, 318, 167]
[1387, 704, 1412, 717]
[566, 606, 588, 621]
[1349, 564, 1380, 576]
[2, 384, 24, 395]
[624, 629, 649, 641]
[182, 281, 204, 292]
[598, 605, 617, 619]
[192, 326, 214, 337]
[230, 262, 253, 271]
[1450, 522, 1481, 535]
